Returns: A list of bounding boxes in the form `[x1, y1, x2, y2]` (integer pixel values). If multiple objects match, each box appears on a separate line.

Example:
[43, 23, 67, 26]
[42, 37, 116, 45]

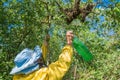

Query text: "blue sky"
[89, 14, 115, 37]
[62, 0, 120, 8]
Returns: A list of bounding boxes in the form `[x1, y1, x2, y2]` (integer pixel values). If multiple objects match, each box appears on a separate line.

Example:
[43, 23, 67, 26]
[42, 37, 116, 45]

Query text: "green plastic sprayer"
[72, 37, 93, 61]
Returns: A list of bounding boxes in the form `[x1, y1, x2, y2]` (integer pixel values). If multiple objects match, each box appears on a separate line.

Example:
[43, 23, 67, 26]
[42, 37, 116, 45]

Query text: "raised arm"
[48, 31, 74, 80]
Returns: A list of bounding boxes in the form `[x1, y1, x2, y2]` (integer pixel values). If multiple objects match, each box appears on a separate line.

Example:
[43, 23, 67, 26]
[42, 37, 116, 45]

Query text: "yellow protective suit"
[13, 45, 73, 80]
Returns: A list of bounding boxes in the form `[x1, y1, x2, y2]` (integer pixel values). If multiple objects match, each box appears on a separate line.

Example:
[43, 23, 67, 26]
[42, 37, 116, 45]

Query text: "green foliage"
[0, 0, 120, 80]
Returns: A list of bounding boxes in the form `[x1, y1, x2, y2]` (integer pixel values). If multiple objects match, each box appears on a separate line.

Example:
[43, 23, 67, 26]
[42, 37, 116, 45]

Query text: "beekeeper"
[10, 31, 74, 80]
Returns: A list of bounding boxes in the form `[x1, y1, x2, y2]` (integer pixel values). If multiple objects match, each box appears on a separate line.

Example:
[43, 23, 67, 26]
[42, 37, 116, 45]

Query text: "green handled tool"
[72, 37, 93, 61]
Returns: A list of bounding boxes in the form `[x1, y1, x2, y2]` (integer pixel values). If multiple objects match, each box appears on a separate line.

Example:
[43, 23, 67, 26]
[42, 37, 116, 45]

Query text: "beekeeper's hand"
[66, 31, 74, 45]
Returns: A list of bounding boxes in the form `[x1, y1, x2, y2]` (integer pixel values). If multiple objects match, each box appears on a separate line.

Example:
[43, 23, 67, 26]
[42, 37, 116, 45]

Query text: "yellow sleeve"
[41, 41, 48, 61]
[13, 45, 73, 80]
[48, 45, 73, 80]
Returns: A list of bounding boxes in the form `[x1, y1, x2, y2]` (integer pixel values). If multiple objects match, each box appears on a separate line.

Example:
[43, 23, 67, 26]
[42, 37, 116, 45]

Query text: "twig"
[73, 65, 77, 80]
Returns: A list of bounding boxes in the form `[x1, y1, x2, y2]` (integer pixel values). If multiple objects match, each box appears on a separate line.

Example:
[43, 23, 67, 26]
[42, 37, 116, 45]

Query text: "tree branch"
[74, 0, 81, 10]
[56, 0, 95, 24]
